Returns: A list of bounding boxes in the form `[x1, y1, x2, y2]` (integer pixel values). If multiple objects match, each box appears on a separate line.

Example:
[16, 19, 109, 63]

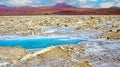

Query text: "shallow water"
[0, 37, 85, 49]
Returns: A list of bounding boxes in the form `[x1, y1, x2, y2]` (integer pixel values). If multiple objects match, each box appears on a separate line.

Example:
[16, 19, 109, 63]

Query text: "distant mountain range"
[53, 3, 75, 8]
[0, 3, 120, 16]
[0, 4, 8, 8]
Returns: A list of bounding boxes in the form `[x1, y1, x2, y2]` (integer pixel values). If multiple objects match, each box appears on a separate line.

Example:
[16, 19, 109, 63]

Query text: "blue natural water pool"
[0, 37, 85, 49]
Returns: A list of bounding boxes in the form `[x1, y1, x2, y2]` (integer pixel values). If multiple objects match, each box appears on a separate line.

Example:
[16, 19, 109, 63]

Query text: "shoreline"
[0, 39, 120, 67]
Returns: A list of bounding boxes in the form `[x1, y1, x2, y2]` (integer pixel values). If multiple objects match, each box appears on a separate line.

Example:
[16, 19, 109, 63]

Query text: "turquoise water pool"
[0, 38, 85, 49]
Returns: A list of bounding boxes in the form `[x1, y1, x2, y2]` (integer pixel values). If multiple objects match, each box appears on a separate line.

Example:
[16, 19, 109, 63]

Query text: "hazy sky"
[0, 0, 120, 8]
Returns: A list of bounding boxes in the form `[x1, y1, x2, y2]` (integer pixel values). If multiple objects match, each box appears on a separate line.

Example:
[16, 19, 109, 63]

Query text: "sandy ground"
[0, 15, 120, 67]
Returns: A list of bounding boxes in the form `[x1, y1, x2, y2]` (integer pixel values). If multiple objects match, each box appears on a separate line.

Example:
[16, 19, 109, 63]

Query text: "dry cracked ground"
[0, 15, 120, 67]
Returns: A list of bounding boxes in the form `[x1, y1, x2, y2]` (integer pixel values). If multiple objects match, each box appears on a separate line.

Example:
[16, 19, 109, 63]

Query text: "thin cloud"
[54, 0, 77, 5]
[79, 0, 97, 3]
[54, 0, 64, 3]
[7, 0, 33, 6]
[116, 3, 120, 7]
[79, 0, 87, 3]
[65, 0, 78, 5]
[114, 0, 120, 2]
[100, 2, 114, 8]
[1, 0, 119, 8]
[0, 2, 5, 5]
[80, 4, 94, 8]
[90, 0, 97, 2]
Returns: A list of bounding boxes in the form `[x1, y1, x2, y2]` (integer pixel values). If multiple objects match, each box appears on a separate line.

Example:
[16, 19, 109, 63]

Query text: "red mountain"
[0, 4, 120, 16]
[53, 3, 75, 8]
[0, 4, 8, 8]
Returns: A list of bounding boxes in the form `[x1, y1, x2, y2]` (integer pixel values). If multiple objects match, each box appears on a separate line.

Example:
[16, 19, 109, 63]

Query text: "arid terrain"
[0, 15, 120, 67]
[0, 15, 120, 39]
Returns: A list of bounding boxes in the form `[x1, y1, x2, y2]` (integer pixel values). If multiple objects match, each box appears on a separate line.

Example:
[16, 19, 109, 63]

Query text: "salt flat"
[0, 15, 120, 67]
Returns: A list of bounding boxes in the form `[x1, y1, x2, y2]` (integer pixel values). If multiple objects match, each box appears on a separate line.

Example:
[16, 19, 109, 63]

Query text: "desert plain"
[0, 15, 120, 67]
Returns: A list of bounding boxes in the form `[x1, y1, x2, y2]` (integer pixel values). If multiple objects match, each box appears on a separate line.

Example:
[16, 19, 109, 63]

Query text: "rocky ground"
[0, 15, 120, 67]
[0, 40, 120, 67]
[0, 15, 120, 39]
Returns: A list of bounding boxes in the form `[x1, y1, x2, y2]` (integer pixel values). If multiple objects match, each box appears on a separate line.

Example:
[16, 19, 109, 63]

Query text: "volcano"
[53, 3, 75, 8]
[0, 4, 7, 8]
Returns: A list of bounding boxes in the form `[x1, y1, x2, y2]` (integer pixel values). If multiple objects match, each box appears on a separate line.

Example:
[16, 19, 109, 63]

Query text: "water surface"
[0, 37, 85, 49]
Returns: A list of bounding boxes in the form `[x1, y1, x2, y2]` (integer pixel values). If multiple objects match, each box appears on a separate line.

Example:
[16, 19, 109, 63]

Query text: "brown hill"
[0, 5, 120, 16]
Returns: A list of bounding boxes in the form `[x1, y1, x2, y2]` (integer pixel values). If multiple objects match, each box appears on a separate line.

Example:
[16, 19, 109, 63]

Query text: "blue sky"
[0, 0, 120, 8]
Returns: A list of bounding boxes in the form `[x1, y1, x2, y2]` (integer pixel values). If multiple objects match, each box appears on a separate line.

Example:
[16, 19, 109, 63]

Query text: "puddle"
[0, 37, 85, 49]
